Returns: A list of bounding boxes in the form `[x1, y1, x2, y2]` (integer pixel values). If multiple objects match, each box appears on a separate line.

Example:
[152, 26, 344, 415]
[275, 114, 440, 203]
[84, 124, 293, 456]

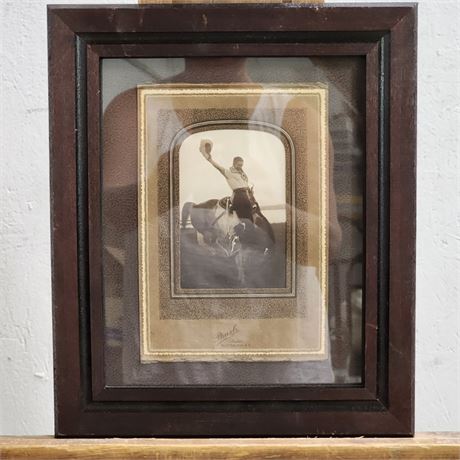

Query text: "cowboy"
[199, 139, 256, 223]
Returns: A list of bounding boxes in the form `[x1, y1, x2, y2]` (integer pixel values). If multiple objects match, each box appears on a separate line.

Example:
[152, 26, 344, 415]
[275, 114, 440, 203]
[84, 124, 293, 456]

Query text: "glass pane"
[101, 57, 364, 386]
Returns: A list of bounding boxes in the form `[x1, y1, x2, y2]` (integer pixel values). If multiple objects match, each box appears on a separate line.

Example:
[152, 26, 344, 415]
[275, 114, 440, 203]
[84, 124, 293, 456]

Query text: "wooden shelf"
[138, 0, 324, 4]
[1, 433, 459, 459]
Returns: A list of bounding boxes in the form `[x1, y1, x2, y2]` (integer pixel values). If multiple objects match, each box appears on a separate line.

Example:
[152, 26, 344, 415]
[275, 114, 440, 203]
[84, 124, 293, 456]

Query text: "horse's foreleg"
[235, 250, 246, 286]
[196, 232, 205, 246]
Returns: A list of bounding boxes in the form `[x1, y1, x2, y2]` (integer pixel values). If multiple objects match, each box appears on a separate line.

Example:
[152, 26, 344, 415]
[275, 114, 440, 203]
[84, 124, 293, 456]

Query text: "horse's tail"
[181, 202, 194, 229]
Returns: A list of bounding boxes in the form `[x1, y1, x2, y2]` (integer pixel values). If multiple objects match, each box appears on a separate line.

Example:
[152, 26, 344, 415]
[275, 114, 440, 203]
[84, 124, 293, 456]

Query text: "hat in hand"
[199, 139, 213, 160]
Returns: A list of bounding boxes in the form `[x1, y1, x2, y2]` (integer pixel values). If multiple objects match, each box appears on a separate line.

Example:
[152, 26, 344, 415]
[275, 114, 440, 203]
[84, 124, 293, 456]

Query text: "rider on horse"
[199, 139, 275, 243]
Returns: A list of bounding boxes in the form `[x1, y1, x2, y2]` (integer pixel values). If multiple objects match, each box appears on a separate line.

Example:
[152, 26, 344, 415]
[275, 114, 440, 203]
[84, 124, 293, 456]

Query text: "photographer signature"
[215, 324, 240, 346]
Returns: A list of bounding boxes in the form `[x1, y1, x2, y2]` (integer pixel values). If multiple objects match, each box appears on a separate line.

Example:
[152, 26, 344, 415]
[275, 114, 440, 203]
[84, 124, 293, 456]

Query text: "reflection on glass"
[102, 57, 364, 386]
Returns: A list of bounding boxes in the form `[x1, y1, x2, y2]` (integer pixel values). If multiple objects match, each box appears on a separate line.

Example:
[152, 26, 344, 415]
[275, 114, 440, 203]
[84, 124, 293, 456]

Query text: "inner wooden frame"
[49, 4, 416, 437]
[91, 41, 379, 403]
[89, 44, 373, 401]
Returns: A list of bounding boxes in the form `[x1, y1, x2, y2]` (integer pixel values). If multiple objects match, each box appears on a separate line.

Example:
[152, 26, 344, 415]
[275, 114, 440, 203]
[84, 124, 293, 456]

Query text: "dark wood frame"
[48, 3, 417, 437]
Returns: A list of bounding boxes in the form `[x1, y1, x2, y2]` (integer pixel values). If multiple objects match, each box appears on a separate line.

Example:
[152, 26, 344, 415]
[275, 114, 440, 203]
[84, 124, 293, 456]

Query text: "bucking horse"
[181, 190, 275, 286]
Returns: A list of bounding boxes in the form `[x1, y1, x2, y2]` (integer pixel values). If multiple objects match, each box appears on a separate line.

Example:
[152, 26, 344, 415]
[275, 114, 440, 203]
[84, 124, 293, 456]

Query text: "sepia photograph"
[176, 127, 291, 293]
[138, 84, 328, 362]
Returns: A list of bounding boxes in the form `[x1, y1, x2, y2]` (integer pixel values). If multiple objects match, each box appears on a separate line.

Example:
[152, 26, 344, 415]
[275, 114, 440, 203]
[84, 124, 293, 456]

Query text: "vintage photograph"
[176, 127, 291, 293]
[138, 84, 328, 362]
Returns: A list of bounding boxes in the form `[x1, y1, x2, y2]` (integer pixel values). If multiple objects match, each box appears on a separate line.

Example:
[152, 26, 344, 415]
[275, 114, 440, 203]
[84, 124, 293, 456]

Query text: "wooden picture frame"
[48, 2, 417, 437]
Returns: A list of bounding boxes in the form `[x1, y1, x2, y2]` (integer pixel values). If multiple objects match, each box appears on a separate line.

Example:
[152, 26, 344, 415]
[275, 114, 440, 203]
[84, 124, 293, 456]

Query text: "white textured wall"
[0, 0, 459, 435]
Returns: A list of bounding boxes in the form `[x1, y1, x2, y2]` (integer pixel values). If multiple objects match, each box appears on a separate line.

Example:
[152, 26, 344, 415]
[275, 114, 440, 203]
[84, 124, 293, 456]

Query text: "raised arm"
[199, 139, 226, 176]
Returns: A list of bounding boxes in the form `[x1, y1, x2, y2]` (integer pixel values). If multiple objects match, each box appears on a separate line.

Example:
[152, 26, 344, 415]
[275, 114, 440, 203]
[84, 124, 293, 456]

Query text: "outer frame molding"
[49, 3, 417, 437]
